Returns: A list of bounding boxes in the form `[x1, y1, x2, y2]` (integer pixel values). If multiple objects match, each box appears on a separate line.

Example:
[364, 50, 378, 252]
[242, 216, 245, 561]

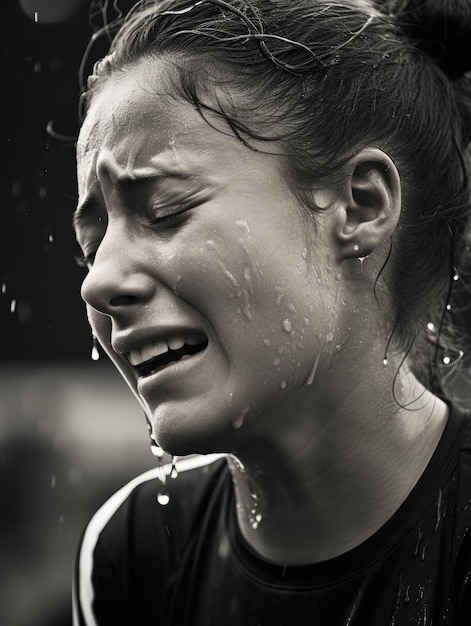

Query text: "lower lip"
[136, 347, 208, 395]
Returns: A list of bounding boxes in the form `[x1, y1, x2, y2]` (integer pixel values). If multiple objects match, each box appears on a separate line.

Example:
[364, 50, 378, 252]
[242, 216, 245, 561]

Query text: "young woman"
[72, 0, 471, 624]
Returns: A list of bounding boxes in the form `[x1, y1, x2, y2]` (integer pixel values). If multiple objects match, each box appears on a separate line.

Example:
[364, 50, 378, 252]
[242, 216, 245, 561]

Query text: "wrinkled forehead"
[76, 62, 188, 193]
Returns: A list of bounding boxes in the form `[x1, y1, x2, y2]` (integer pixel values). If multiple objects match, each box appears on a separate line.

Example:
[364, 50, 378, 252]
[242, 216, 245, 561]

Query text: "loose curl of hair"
[78, 0, 471, 400]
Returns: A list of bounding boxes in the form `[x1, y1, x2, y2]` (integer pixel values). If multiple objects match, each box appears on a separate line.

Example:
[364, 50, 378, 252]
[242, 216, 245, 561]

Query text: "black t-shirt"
[73, 404, 471, 625]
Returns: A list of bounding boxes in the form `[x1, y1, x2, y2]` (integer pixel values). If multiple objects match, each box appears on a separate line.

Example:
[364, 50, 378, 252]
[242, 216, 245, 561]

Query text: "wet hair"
[80, 0, 471, 397]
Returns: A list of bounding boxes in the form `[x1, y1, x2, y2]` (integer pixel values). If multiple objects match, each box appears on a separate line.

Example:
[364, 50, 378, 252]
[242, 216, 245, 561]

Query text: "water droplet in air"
[453, 274, 459, 281]
[280, 379, 287, 389]
[91, 343, 100, 361]
[1, 283, 6, 294]
[10, 299, 16, 313]
[157, 489, 170, 505]
[51, 475, 56, 488]
[170, 456, 179, 479]
[446, 304, 452, 311]
[282, 319, 292, 333]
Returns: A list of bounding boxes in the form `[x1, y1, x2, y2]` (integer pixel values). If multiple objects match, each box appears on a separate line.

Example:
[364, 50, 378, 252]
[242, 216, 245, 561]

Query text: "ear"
[315, 148, 401, 262]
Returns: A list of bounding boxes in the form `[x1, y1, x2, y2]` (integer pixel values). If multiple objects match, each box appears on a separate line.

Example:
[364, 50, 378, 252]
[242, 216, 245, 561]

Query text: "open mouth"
[128, 333, 208, 378]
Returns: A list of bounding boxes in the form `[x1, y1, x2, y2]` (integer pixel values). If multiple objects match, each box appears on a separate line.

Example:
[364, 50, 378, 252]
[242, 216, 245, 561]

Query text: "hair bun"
[392, 0, 471, 79]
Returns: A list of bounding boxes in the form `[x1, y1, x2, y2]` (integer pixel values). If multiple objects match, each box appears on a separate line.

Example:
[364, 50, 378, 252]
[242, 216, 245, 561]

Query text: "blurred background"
[3, 2, 471, 625]
[2, 2, 156, 625]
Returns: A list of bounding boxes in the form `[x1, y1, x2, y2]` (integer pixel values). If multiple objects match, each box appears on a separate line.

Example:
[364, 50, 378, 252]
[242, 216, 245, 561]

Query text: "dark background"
[2, 5, 154, 626]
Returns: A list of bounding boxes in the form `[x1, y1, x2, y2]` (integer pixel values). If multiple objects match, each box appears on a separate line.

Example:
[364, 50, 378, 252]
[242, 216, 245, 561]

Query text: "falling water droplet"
[280, 379, 287, 389]
[91, 343, 100, 361]
[170, 456, 179, 479]
[1, 283, 6, 294]
[275, 287, 285, 306]
[150, 443, 164, 458]
[282, 319, 292, 333]
[10, 299, 16, 313]
[51, 475, 56, 489]
[48, 234, 54, 243]
[157, 489, 170, 505]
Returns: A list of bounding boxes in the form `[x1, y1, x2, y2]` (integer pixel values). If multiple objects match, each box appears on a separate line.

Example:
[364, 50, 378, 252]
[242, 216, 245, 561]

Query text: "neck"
[227, 360, 449, 565]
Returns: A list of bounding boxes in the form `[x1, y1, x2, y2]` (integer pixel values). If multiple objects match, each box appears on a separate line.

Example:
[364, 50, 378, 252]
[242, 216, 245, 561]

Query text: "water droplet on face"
[280, 379, 287, 389]
[325, 332, 333, 343]
[287, 303, 295, 312]
[306, 351, 322, 386]
[157, 489, 170, 505]
[273, 358, 281, 367]
[278, 346, 284, 354]
[282, 319, 292, 333]
[235, 220, 250, 235]
[263, 339, 271, 347]
[275, 287, 285, 306]
[443, 356, 451, 365]
[206, 239, 216, 250]
[382, 358, 388, 365]
[304, 318, 310, 326]
[232, 406, 250, 429]
[427, 322, 435, 331]
[302, 248, 307, 260]
[176, 274, 182, 282]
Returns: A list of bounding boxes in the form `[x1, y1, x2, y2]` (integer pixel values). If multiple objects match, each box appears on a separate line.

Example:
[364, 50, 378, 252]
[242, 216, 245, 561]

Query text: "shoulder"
[73, 454, 228, 626]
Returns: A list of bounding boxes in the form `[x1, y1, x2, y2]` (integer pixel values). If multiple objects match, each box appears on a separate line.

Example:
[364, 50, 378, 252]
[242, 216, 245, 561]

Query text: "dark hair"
[80, 0, 471, 397]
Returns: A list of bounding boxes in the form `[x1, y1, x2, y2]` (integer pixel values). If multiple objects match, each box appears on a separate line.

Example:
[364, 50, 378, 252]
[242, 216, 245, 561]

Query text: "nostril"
[109, 295, 141, 307]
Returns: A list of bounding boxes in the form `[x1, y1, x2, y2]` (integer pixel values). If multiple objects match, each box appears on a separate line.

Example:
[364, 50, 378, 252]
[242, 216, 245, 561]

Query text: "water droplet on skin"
[157, 489, 170, 505]
[287, 303, 295, 312]
[302, 248, 307, 260]
[278, 346, 284, 354]
[446, 304, 452, 311]
[10, 299, 16, 313]
[206, 239, 216, 250]
[273, 358, 281, 367]
[382, 358, 388, 365]
[275, 287, 285, 306]
[280, 379, 287, 389]
[263, 339, 271, 347]
[325, 332, 333, 343]
[235, 220, 250, 235]
[282, 319, 292, 333]
[306, 351, 322, 386]
[304, 318, 310, 326]
[443, 356, 451, 365]
[176, 274, 182, 282]
[427, 322, 435, 331]
[244, 267, 254, 294]
[232, 406, 250, 429]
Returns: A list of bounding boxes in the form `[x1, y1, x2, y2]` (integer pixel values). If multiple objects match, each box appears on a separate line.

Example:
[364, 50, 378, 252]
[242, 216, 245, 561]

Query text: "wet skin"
[75, 61, 344, 457]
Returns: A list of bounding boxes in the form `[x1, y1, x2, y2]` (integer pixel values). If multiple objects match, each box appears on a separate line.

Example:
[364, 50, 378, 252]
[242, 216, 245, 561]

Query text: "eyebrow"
[72, 171, 192, 230]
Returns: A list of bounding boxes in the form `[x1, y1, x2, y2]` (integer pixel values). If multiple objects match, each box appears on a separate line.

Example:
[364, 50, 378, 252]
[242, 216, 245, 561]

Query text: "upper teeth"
[128, 333, 201, 366]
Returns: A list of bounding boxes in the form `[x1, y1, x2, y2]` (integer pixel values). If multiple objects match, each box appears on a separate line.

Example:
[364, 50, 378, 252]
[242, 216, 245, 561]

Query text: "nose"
[80, 232, 155, 316]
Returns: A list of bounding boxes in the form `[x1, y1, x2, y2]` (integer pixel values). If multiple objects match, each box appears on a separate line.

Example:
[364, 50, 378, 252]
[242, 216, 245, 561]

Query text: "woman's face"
[75, 60, 344, 455]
